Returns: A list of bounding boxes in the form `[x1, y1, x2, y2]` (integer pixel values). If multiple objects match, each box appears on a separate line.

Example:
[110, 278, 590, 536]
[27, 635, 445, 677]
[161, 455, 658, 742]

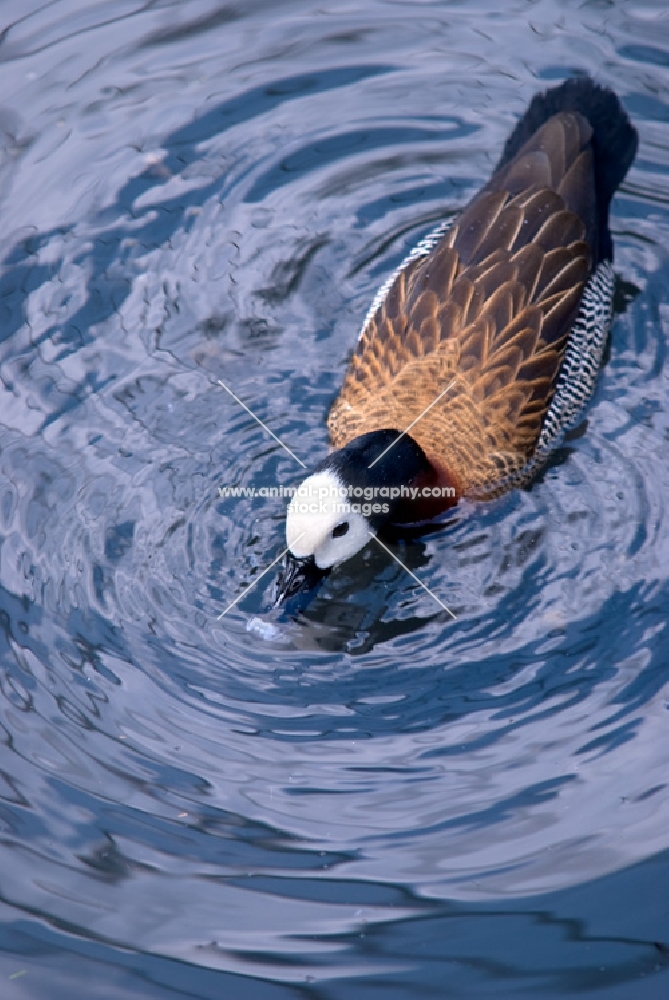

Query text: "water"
[1, 0, 668, 996]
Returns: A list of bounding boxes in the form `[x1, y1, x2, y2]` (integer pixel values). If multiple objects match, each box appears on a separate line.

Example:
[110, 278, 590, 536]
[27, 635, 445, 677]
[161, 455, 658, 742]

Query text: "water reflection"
[0, 0, 668, 996]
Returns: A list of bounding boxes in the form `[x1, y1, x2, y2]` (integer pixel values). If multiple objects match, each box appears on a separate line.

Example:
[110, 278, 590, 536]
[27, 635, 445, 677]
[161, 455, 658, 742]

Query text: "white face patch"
[285, 469, 370, 569]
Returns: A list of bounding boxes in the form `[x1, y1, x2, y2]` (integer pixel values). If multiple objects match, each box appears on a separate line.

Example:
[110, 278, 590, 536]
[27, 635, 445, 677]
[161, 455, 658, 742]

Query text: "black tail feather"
[496, 75, 638, 261]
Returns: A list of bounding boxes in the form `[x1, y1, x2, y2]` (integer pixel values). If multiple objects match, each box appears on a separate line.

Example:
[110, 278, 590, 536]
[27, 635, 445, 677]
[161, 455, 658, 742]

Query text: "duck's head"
[274, 430, 435, 604]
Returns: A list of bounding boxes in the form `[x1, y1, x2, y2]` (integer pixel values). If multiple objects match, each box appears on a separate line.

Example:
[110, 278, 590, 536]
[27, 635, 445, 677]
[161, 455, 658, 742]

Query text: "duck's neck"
[316, 429, 457, 527]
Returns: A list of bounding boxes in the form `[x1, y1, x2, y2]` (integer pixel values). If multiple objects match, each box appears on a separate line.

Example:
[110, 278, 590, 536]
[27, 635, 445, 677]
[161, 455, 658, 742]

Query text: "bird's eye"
[332, 521, 349, 539]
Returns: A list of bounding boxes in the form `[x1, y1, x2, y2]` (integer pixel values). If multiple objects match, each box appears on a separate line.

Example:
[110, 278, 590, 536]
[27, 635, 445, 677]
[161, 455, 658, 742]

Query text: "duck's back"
[328, 79, 637, 498]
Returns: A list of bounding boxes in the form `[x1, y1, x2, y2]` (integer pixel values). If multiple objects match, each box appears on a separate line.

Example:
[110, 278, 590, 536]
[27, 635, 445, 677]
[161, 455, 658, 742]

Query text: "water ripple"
[0, 0, 668, 994]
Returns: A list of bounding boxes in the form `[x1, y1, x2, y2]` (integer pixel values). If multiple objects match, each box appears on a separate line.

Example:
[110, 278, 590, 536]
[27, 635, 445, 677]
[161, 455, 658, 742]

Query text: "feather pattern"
[328, 109, 619, 497]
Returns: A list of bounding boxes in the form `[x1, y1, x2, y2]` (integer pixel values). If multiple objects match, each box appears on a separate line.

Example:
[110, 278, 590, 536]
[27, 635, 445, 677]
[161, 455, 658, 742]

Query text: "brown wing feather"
[328, 112, 597, 495]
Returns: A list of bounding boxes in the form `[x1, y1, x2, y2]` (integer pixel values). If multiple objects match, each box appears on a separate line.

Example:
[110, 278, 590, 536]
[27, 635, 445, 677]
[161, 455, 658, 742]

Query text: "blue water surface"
[0, 0, 668, 997]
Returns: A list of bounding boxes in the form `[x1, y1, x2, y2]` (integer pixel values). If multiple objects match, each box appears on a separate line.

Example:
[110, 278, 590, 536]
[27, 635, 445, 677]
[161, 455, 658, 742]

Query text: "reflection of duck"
[277, 76, 637, 603]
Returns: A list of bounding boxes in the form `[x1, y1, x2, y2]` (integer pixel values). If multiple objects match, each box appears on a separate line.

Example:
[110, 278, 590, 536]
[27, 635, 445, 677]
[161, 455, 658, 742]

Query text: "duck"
[275, 75, 637, 604]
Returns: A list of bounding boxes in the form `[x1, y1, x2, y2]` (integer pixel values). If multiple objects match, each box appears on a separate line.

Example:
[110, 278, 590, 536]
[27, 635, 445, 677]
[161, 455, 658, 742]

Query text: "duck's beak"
[273, 552, 329, 606]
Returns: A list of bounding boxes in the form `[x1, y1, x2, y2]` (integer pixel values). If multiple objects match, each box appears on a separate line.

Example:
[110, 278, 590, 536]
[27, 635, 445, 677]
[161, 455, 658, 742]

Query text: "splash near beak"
[273, 552, 328, 606]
